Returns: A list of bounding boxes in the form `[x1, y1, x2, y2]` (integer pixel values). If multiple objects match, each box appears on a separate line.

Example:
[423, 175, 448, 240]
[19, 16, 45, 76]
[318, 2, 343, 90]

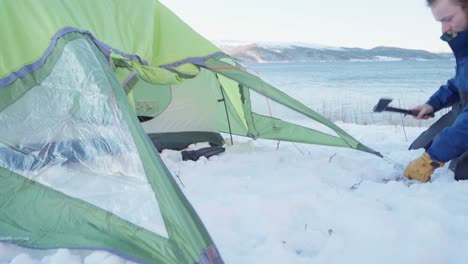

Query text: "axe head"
[373, 98, 393, 112]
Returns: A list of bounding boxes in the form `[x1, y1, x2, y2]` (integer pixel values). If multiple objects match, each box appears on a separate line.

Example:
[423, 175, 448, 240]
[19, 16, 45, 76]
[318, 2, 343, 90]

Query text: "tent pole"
[217, 83, 234, 145]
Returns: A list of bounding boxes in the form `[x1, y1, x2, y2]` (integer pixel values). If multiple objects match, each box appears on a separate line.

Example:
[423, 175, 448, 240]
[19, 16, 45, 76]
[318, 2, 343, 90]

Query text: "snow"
[2, 122, 468, 264]
[349, 57, 403, 62]
[213, 40, 345, 51]
[255, 42, 345, 51]
[373, 56, 403, 62]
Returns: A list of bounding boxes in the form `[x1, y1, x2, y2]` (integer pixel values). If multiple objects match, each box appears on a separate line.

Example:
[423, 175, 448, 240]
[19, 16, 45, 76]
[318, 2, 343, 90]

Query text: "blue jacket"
[426, 31, 468, 162]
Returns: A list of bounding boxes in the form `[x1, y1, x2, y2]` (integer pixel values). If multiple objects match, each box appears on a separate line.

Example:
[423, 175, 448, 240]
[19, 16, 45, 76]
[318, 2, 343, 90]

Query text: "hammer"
[373, 98, 434, 117]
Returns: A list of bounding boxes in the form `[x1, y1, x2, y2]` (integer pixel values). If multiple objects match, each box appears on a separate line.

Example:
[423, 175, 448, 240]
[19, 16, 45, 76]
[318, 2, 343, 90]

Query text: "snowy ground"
[2, 122, 468, 264]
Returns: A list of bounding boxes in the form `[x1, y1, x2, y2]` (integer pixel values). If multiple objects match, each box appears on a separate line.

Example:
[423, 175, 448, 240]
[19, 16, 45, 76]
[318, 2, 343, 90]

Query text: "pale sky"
[159, 0, 451, 53]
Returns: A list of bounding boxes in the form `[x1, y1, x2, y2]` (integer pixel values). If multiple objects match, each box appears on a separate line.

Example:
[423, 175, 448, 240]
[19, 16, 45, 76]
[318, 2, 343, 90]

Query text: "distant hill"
[214, 41, 454, 63]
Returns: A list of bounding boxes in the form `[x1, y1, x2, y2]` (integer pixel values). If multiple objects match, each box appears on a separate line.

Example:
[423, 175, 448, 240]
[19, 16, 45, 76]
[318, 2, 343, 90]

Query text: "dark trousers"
[451, 151, 468, 180]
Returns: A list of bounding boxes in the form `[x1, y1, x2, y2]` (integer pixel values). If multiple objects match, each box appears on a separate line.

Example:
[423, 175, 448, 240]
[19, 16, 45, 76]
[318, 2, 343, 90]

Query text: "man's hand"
[412, 104, 434, 119]
[404, 152, 444, 182]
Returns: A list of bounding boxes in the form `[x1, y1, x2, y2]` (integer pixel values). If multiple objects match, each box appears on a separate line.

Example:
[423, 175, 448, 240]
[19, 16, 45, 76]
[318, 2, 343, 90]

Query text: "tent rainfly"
[0, 0, 381, 263]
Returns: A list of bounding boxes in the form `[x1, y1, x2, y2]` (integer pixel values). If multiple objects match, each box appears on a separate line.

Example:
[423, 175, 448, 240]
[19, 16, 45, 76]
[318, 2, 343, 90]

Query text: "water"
[246, 60, 455, 126]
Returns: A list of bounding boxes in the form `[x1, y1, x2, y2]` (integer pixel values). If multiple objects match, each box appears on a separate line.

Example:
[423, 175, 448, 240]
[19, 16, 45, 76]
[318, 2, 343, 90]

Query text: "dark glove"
[404, 152, 444, 182]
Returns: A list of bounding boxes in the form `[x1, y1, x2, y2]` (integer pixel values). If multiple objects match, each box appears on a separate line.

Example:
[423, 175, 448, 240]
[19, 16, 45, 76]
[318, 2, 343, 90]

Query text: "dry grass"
[317, 99, 450, 128]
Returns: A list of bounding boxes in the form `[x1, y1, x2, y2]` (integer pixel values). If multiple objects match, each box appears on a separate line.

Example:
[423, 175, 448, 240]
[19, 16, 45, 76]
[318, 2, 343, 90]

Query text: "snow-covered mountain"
[214, 41, 453, 63]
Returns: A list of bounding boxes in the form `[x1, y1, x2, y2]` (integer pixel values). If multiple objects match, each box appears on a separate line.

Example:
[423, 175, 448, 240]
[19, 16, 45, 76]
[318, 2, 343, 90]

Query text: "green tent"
[0, 0, 380, 263]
